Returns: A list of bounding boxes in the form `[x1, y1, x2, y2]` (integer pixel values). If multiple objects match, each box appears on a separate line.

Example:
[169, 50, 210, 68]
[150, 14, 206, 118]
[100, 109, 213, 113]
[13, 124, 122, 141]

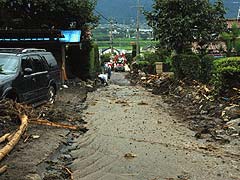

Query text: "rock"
[200, 110, 208, 115]
[224, 118, 240, 135]
[24, 174, 41, 180]
[32, 135, 40, 139]
[222, 105, 240, 121]
[138, 71, 146, 77]
[61, 154, 72, 160]
[62, 84, 69, 89]
[177, 86, 183, 93]
[86, 84, 93, 88]
[124, 152, 137, 159]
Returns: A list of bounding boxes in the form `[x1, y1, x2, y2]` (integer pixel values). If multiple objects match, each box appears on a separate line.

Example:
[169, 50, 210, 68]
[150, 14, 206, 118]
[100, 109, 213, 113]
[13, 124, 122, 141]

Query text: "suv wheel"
[48, 86, 56, 104]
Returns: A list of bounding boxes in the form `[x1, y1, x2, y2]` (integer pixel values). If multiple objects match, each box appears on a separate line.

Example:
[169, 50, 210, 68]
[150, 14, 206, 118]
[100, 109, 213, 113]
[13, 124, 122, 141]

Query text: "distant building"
[226, 19, 240, 28]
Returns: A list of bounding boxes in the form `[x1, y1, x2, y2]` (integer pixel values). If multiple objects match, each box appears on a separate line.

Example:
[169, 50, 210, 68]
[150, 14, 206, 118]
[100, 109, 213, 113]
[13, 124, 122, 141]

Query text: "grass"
[95, 38, 158, 51]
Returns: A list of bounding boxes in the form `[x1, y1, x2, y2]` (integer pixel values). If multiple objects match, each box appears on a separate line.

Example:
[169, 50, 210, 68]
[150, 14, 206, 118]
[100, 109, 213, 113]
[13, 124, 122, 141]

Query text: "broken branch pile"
[0, 98, 87, 174]
[128, 70, 240, 142]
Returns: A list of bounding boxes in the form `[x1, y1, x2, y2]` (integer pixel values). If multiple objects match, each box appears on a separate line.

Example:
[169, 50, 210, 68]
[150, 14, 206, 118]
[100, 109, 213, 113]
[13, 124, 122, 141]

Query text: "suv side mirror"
[24, 68, 33, 75]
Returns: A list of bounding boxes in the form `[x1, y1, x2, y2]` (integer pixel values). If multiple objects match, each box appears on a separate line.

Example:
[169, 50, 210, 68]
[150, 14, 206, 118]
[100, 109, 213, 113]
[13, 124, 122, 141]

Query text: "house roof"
[0, 29, 63, 39]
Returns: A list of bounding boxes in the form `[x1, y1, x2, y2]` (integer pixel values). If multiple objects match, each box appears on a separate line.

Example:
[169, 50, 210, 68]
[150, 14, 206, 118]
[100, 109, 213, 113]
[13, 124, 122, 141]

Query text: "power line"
[94, 9, 111, 23]
[94, 9, 123, 29]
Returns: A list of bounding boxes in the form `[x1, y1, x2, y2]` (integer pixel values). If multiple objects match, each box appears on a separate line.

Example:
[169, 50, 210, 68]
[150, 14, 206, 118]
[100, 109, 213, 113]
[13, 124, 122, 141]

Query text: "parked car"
[114, 62, 125, 72]
[0, 48, 61, 106]
[113, 55, 127, 72]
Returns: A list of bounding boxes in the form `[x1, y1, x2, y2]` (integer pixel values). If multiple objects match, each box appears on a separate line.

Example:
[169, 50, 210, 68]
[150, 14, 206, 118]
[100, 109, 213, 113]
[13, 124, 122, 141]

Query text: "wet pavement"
[69, 72, 240, 180]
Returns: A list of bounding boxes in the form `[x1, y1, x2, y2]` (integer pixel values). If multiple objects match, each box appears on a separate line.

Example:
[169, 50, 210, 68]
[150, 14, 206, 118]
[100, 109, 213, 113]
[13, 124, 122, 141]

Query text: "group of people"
[97, 62, 112, 86]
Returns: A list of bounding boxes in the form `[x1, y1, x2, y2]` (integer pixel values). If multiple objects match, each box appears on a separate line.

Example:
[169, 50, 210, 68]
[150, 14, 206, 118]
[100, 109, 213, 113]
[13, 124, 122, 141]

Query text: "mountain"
[96, 0, 240, 24]
[222, 1, 239, 18]
[96, 0, 153, 24]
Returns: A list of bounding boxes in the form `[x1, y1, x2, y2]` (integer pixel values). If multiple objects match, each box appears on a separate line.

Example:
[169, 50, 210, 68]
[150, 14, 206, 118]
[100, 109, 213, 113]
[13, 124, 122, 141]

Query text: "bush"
[125, 53, 132, 64]
[136, 60, 151, 73]
[212, 57, 240, 93]
[172, 54, 201, 80]
[100, 53, 112, 64]
[143, 52, 160, 65]
[88, 42, 101, 79]
[200, 55, 215, 83]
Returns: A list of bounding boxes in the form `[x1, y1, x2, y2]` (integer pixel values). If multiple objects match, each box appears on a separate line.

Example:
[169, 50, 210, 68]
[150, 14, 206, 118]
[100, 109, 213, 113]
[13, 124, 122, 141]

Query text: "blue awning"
[60, 30, 81, 43]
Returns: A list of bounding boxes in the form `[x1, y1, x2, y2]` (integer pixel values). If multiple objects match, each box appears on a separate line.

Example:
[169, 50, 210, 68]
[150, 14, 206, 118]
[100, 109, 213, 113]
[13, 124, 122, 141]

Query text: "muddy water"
[69, 72, 239, 180]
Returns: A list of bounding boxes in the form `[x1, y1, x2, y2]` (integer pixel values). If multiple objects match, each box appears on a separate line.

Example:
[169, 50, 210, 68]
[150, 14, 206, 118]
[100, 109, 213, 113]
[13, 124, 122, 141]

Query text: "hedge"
[172, 54, 201, 80]
[200, 55, 215, 83]
[212, 57, 240, 93]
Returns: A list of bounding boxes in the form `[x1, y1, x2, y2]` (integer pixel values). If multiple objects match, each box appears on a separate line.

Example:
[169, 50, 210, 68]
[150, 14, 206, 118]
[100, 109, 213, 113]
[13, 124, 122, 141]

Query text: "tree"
[0, 0, 99, 30]
[220, 23, 240, 56]
[145, 0, 226, 54]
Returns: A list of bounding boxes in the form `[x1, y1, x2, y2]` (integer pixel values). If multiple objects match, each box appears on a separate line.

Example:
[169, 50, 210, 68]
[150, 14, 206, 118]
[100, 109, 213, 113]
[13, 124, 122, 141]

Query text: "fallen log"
[0, 133, 11, 144]
[63, 166, 73, 180]
[0, 165, 7, 174]
[6, 133, 15, 142]
[0, 114, 28, 161]
[31, 119, 87, 131]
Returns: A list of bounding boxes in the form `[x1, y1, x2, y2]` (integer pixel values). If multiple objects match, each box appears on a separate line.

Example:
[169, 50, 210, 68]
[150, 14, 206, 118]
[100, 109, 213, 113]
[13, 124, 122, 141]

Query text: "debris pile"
[128, 70, 240, 142]
[0, 100, 32, 136]
[0, 81, 90, 175]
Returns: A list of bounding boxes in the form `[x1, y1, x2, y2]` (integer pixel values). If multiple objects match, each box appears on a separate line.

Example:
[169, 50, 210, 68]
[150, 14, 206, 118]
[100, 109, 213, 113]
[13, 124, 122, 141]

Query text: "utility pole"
[132, 0, 143, 56]
[109, 19, 114, 54]
[237, 6, 240, 21]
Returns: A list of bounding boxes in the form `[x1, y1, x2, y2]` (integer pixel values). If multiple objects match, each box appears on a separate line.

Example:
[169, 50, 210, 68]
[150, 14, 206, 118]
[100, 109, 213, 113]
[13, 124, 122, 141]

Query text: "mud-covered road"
[68, 72, 240, 180]
[0, 72, 239, 180]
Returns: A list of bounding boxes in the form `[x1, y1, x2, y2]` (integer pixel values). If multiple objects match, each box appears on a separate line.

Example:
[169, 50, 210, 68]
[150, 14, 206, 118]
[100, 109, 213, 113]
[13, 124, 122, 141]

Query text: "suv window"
[30, 55, 46, 72]
[0, 54, 19, 74]
[41, 54, 58, 68]
[21, 56, 33, 70]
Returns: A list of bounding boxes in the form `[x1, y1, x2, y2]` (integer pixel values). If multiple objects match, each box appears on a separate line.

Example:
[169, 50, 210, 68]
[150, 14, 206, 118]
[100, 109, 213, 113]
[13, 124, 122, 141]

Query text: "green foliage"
[199, 55, 215, 83]
[172, 54, 201, 80]
[145, 0, 226, 54]
[155, 48, 173, 71]
[88, 42, 100, 78]
[132, 43, 137, 58]
[93, 43, 101, 73]
[100, 53, 112, 64]
[136, 60, 151, 74]
[212, 57, 240, 93]
[155, 48, 171, 62]
[220, 23, 240, 56]
[125, 53, 132, 64]
[235, 39, 240, 55]
[0, 0, 99, 29]
[134, 51, 174, 74]
[143, 51, 160, 65]
[135, 52, 159, 74]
